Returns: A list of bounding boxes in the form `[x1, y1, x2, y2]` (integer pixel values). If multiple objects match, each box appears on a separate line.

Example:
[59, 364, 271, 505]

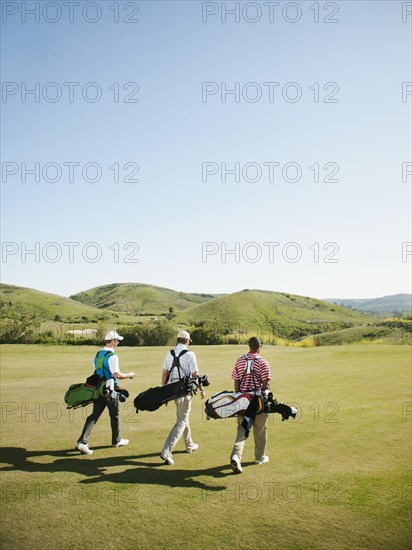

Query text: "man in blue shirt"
[76, 331, 135, 455]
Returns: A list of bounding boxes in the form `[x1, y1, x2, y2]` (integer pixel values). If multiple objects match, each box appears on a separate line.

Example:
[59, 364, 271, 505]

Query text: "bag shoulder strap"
[94, 350, 113, 380]
[95, 350, 113, 358]
[240, 354, 258, 390]
[167, 349, 189, 382]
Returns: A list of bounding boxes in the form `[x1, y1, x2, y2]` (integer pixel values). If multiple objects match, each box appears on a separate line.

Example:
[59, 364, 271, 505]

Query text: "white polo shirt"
[162, 344, 198, 383]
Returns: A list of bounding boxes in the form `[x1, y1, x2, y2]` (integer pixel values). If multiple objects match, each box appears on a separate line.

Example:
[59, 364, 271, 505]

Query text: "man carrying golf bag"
[160, 330, 205, 465]
[75, 331, 135, 455]
[230, 337, 271, 474]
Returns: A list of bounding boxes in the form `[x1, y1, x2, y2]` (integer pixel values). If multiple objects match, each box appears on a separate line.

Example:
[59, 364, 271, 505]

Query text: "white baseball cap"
[105, 330, 124, 341]
[177, 330, 192, 342]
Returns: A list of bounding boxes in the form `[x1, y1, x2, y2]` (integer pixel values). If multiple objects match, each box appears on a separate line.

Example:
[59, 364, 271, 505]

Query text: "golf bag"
[64, 378, 129, 409]
[134, 347, 210, 414]
[204, 391, 297, 437]
[204, 390, 261, 419]
[64, 350, 130, 409]
[134, 377, 191, 413]
[64, 380, 106, 409]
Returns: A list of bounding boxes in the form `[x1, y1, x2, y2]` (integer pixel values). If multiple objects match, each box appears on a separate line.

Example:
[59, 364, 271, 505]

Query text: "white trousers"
[231, 413, 268, 462]
[161, 395, 194, 456]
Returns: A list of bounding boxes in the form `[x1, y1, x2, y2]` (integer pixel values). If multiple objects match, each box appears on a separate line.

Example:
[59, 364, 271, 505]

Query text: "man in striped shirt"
[230, 336, 271, 474]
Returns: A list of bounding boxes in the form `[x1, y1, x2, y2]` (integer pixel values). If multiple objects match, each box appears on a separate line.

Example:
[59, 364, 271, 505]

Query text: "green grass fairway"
[1, 345, 411, 549]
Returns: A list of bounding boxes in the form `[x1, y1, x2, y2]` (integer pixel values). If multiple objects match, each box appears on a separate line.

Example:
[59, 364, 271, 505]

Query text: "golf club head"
[199, 374, 210, 387]
[108, 388, 129, 403]
[273, 402, 297, 421]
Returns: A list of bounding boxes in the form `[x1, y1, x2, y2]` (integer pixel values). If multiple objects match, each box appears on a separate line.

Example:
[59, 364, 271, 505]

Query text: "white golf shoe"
[160, 453, 174, 465]
[255, 455, 270, 465]
[230, 456, 242, 474]
[76, 443, 93, 455]
[114, 438, 129, 447]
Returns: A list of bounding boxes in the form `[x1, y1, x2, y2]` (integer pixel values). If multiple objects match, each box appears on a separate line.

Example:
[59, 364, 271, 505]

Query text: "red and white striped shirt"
[231, 352, 271, 392]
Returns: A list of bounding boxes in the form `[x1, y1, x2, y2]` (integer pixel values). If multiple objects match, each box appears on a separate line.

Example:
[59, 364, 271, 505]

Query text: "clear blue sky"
[1, 0, 411, 299]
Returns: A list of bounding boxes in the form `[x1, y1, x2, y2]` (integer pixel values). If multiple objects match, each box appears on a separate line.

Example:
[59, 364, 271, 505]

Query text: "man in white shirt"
[160, 330, 205, 465]
[76, 331, 135, 455]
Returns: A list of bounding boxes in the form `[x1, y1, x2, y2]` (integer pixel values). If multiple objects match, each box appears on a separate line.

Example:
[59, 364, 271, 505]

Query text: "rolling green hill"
[175, 289, 374, 339]
[0, 284, 123, 323]
[324, 293, 412, 315]
[298, 323, 412, 346]
[70, 282, 217, 315]
[2, 283, 405, 344]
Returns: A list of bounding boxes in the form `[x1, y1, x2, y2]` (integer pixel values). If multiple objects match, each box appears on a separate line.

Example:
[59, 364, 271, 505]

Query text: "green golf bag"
[64, 379, 106, 409]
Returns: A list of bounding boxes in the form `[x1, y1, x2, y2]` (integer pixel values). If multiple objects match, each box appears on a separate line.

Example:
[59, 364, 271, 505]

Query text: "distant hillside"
[308, 324, 411, 346]
[175, 289, 373, 339]
[70, 283, 217, 316]
[2, 283, 409, 344]
[0, 284, 122, 323]
[324, 294, 412, 315]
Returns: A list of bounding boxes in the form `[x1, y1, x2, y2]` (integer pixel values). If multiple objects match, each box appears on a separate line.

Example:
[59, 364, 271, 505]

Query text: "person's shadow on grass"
[0, 447, 254, 492]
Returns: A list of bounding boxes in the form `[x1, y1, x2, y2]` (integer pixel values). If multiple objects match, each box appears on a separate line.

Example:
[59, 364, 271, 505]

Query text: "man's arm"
[114, 371, 135, 380]
[161, 352, 172, 385]
[192, 371, 205, 399]
[232, 360, 241, 392]
[261, 359, 271, 391]
[109, 354, 135, 380]
[189, 354, 205, 399]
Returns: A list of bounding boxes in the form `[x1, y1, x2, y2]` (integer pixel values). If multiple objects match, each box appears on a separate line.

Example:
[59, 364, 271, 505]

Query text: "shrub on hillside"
[119, 319, 175, 346]
[313, 326, 391, 346]
[0, 320, 35, 343]
[378, 318, 412, 331]
[190, 325, 224, 345]
[141, 319, 175, 346]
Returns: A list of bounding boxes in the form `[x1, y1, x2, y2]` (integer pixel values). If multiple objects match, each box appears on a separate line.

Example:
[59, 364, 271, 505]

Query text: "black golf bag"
[134, 378, 190, 413]
[134, 348, 209, 413]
